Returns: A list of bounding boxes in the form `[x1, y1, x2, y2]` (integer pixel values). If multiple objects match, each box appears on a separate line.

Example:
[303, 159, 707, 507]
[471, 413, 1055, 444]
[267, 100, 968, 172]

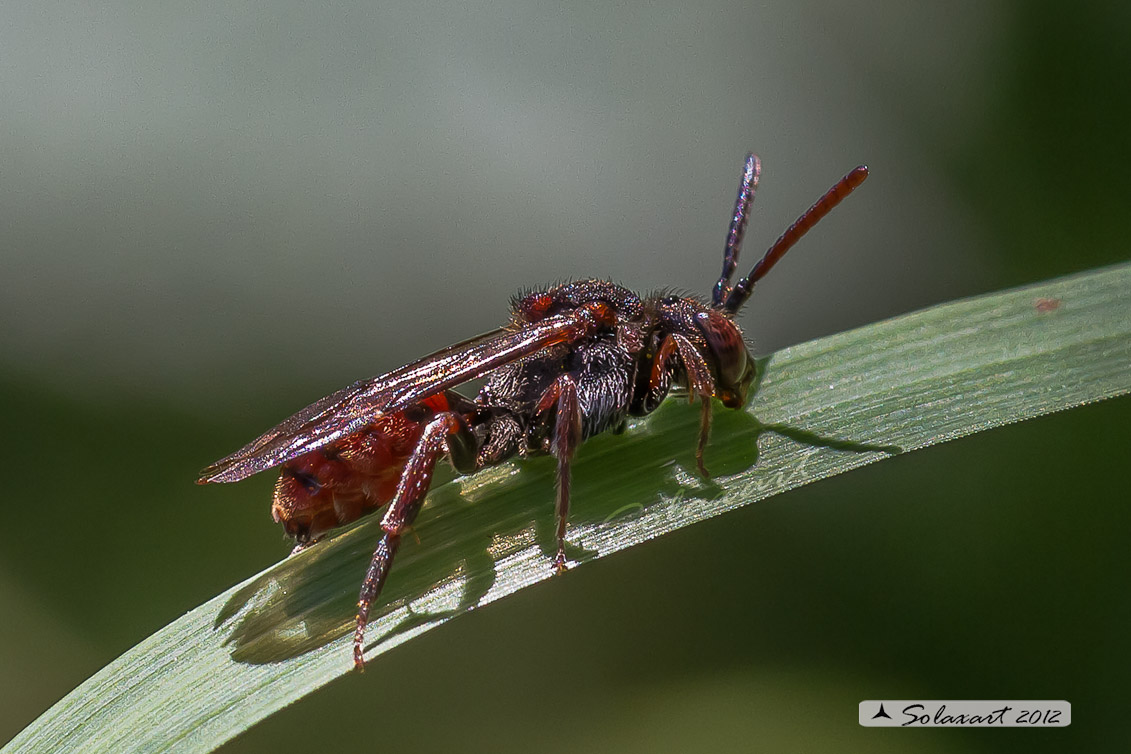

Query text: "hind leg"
[353, 411, 477, 670]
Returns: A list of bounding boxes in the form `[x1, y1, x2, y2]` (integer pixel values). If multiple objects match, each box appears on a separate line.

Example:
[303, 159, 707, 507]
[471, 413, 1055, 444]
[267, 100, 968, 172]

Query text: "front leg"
[535, 374, 582, 572]
[289, 538, 321, 556]
[648, 334, 716, 477]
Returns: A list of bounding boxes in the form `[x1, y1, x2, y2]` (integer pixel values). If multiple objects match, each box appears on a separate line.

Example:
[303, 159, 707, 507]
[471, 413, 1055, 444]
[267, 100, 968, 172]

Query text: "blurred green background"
[2, 1, 1128, 751]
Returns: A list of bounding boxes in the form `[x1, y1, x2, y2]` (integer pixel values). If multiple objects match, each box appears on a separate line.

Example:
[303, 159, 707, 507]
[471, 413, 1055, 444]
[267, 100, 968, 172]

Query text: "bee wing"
[198, 314, 588, 483]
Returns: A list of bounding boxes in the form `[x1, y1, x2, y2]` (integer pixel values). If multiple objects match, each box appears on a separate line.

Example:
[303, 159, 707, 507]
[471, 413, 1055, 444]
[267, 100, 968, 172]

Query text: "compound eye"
[696, 310, 748, 389]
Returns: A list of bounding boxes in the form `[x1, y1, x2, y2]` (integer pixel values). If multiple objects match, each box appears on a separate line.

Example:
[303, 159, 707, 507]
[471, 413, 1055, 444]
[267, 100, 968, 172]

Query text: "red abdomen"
[271, 394, 453, 543]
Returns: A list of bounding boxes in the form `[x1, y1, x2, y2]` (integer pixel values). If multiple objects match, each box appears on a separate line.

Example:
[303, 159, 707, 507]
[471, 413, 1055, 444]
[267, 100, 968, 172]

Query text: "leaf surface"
[6, 263, 1129, 754]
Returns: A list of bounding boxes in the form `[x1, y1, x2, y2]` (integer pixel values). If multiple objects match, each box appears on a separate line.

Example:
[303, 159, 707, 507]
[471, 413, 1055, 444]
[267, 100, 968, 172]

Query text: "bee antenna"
[712, 153, 761, 307]
[721, 164, 869, 315]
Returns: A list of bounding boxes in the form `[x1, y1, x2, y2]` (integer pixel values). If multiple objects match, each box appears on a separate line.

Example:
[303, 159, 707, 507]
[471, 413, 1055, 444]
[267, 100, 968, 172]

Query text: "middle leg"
[535, 374, 582, 572]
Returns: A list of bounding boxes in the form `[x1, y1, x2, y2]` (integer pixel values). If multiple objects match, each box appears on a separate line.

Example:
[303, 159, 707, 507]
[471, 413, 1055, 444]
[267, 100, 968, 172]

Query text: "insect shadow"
[215, 361, 900, 665]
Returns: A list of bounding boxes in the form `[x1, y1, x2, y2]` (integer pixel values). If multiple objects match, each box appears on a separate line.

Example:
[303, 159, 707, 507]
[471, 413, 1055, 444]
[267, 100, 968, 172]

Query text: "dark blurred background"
[2, 1, 1128, 751]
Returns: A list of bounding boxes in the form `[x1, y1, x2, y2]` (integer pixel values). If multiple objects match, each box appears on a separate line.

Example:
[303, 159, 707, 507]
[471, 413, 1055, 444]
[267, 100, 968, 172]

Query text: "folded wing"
[198, 313, 593, 483]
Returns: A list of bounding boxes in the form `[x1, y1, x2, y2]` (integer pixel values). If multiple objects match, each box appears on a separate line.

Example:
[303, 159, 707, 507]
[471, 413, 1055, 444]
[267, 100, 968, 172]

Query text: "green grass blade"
[6, 263, 1129, 754]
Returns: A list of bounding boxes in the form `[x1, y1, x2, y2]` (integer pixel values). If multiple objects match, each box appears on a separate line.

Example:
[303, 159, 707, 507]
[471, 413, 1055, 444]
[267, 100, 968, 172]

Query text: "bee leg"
[536, 374, 582, 573]
[648, 334, 717, 477]
[353, 411, 476, 670]
[289, 538, 322, 556]
[695, 395, 713, 478]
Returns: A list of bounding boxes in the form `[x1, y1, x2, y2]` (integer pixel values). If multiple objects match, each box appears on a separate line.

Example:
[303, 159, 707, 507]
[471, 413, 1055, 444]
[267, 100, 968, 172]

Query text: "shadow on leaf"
[215, 382, 900, 665]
